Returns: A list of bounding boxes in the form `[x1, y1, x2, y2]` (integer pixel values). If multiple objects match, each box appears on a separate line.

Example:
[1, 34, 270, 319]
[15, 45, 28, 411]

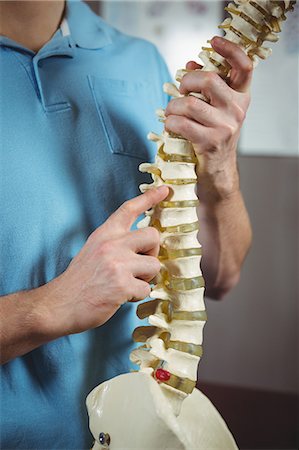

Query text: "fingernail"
[212, 36, 223, 46]
[156, 185, 168, 193]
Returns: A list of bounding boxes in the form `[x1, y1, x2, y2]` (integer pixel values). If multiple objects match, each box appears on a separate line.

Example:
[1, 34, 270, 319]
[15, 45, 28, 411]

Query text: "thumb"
[105, 186, 169, 233]
[186, 61, 202, 71]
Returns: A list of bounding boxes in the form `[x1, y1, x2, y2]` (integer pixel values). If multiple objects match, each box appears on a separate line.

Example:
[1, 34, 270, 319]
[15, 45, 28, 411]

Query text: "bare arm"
[0, 284, 60, 364]
[0, 187, 169, 365]
[198, 188, 252, 299]
[165, 37, 253, 299]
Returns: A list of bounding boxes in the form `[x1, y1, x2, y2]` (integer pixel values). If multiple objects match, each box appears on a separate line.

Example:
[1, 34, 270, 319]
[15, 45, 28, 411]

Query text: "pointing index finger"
[106, 186, 169, 232]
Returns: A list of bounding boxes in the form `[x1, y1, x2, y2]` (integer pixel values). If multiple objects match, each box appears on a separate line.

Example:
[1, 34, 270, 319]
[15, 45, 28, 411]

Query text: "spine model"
[130, 0, 296, 416]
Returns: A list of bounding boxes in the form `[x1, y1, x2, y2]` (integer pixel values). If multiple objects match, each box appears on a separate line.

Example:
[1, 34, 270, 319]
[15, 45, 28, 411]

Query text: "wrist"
[196, 154, 240, 204]
[31, 279, 69, 342]
[0, 285, 65, 364]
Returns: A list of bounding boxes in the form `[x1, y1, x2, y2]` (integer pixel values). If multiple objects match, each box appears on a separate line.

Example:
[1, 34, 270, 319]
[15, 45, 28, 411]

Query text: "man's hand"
[164, 36, 253, 298]
[0, 186, 169, 364]
[164, 36, 253, 203]
[44, 186, 169, 335]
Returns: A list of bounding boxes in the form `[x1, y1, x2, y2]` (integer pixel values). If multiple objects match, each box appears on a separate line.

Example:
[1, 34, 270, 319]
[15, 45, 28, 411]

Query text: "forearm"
[198, 187, 252, 300]
[0, 284, 59, 365]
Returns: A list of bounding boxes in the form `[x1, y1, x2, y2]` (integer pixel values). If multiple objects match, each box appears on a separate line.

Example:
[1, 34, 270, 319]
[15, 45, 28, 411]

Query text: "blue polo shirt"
[0, 2, 170, 448]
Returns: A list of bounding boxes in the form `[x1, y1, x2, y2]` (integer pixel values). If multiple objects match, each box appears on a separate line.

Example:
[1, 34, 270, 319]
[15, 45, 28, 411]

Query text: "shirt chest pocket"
[88, 75, 159, 161]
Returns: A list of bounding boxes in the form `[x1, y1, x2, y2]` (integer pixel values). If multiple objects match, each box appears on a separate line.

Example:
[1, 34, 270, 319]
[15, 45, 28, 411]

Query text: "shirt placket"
[32, 42, 74, 113]
[1, 30, 75, 113]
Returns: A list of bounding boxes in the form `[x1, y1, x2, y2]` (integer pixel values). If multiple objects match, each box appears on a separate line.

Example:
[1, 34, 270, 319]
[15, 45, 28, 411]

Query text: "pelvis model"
[86, 2, 296, 449]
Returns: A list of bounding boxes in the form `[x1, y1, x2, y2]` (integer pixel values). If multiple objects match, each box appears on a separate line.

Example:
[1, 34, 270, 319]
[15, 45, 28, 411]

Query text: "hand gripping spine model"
[86, 2, 296, 449]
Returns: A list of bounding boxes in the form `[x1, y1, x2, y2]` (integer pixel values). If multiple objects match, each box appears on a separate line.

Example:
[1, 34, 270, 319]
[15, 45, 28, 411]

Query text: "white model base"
[86, 372, 237, 450]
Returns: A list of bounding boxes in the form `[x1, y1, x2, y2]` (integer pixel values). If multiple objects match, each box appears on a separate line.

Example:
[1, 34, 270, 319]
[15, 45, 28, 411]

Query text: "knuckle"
[151, 257, 161, 274]
[165, 115, 179, 134]
[141, 283, 151, 298]
[222, 122, 236, 141]
[120, 200, 134, 215]
[180, 117, 192, 135]
[179, 73, 190, 92]
[164, 116, 173, 132]
[88, 224, 108, 244]
[165, 98, 176, 115]
[197, 98, 211, 116]
[242, 60, 253, 73]
[205, 71, 219, 87]
[185, 95, 199, 114]
[232, 102, 246, 123]
[118, 274, 130, 293]
[215, 76, 227, 90]
[237, 107, 246, 124]
[132, 282, 150, 301]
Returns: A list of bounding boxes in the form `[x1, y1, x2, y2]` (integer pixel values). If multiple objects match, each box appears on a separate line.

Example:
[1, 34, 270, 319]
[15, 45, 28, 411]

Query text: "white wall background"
[102, 0, 221, 77]
[239, 15, 299, 156]
[101, 0, 299, 156]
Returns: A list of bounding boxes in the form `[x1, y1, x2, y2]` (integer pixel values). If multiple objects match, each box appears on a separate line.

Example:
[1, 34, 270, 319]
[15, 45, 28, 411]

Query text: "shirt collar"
[66, 0, 112, 50]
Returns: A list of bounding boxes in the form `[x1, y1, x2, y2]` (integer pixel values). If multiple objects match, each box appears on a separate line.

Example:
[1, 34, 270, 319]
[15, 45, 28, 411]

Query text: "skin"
[0, 2, 252, 365]
[0, 1, 65, 53]
[0, 187, 169, 363]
